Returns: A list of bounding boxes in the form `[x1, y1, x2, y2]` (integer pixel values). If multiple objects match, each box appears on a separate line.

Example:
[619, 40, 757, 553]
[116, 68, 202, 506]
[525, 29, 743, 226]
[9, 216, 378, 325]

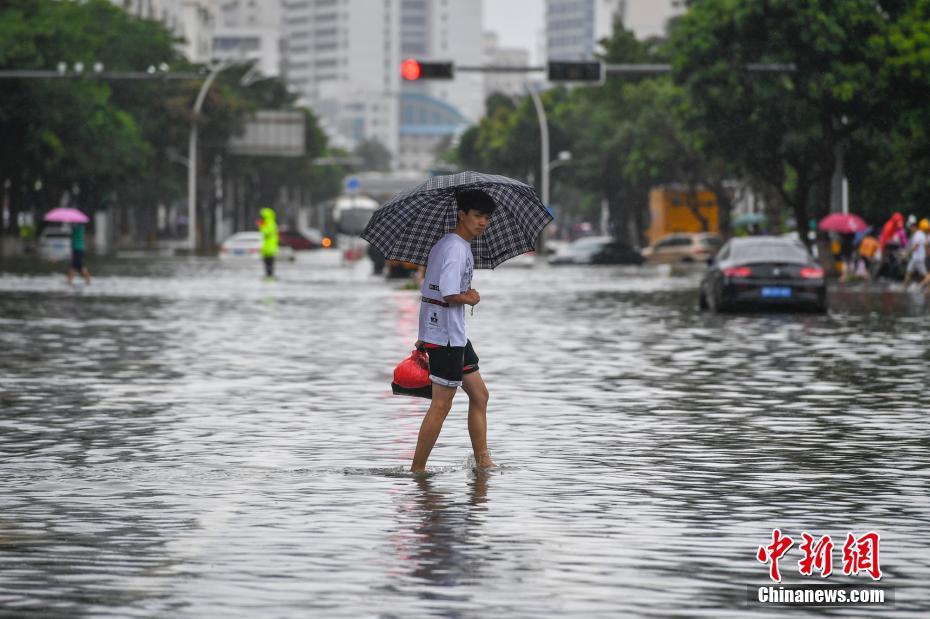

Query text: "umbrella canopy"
[361, 171, 553, 269]
[44, 207, 89, 224]
[818, 213, 867, 234]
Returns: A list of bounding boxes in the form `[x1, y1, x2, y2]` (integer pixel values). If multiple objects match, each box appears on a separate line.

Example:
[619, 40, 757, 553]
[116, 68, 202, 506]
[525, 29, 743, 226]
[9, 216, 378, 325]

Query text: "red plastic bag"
[391, 349, 432, 398]
[393, 349, 429, 388]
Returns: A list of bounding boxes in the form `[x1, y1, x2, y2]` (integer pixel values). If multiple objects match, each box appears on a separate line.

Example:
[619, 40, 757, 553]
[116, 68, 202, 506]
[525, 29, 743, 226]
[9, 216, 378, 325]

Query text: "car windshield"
[730, 240, 811, 264]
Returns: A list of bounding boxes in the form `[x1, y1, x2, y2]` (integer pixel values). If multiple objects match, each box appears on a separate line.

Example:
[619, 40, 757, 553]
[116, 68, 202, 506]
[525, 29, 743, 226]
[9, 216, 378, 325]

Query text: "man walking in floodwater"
[411, 189, 496, 473]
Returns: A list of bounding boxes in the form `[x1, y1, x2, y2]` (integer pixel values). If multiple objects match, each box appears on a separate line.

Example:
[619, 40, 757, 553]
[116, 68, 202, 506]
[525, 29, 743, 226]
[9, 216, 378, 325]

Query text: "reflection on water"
[1, 255, 928, 617]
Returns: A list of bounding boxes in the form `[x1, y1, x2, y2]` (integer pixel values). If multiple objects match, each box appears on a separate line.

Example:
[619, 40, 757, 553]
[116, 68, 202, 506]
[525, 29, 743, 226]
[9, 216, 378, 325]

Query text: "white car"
[37, 224, 73, 262]
[219, 231, 295, 261]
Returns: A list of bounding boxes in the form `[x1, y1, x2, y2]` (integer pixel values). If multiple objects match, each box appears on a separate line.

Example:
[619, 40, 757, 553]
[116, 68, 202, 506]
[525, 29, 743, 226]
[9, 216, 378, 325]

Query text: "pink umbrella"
[818, 213, 867, 234]
[44, 207, 89, 224]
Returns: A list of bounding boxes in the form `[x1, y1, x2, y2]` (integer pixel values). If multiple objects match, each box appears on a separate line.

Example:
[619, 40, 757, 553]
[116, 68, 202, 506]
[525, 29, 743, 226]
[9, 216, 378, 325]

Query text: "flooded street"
[1, 254, 929, 618]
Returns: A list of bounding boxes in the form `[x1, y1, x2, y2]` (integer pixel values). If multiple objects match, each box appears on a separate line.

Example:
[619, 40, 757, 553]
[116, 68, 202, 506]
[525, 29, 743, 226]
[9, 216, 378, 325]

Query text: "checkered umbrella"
[361, 171, 553, 269]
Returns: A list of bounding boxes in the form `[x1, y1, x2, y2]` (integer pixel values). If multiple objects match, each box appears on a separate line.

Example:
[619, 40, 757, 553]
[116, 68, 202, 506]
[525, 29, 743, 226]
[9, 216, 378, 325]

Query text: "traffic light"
[400, 58, 454, 81]
[547, 60, 605, 84]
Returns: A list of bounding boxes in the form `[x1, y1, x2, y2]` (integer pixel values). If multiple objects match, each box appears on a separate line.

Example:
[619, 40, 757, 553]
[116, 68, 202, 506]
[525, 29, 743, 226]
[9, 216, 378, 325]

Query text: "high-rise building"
[282, 0, 400, 154]
[546, 0, 623, 61]
[113, 0, 215, 63]
[546, 0, 682, 61]
[482, 32, 530, 99]
[212, 0, 283, 77]
[396, 0, 484, 171]
[623, 0, 684, 40]
[282, 0, 483, 171]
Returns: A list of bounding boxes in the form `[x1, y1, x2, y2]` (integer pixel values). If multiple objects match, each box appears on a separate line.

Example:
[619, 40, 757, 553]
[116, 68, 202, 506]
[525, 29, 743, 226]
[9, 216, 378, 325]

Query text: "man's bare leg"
[80, 267, 91, 284]
[462, 371, 495, 468]
[410, 383, 457, 473]
[67, 268, 75, 284]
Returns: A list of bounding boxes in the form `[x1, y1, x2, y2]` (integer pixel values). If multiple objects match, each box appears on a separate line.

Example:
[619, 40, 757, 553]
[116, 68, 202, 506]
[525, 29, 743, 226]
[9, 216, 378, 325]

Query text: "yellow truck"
[645, 186, 720, 245]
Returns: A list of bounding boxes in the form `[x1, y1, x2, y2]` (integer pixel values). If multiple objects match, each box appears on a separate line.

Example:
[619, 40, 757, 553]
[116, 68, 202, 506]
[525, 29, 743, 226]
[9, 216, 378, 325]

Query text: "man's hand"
[442, 289, 480, 306]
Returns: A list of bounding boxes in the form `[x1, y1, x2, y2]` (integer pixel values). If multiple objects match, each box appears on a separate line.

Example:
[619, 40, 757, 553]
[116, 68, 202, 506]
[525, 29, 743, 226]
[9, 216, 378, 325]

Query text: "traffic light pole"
[409, 60, 795, 255]
[452, 62, 794, 77]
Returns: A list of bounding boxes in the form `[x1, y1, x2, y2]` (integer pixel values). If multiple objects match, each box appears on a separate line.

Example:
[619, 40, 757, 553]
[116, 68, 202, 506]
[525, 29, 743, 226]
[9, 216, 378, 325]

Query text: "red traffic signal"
[400, 58, 454, 80]
[401, 58, 421, 81]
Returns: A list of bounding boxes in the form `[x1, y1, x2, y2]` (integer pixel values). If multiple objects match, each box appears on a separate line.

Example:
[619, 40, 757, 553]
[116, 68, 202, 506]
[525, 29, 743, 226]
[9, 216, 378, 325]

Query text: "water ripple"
[1, 256, 928, 617]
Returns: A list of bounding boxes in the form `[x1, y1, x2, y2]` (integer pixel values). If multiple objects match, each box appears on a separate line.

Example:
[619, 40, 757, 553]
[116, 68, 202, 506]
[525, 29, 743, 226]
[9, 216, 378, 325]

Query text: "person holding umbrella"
[363, 172, 554, 473]
[43, 206, 91, 284]
[411, 189, 496, 473]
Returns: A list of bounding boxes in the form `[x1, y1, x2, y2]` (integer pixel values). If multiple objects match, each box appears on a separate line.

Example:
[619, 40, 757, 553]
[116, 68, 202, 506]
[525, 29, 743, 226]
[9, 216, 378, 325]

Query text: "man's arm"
[444, 289, 479, 306]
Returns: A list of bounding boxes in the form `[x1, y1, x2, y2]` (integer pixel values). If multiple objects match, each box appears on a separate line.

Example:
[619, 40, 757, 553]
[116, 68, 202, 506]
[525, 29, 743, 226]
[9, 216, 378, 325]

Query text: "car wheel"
[709, 290, 730, 313]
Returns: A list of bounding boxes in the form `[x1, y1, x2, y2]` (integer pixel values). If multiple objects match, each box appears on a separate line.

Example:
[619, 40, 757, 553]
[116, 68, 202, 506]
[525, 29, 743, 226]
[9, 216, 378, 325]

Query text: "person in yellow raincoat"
[256, 207, 279, 279]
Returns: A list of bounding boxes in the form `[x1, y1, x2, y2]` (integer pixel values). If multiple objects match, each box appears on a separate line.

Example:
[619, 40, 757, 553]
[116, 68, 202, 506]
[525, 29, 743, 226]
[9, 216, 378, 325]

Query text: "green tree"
[353, 138, 392, 172]
[0, 0, 168, 223]
[669, 0, 930, 234]
[0, 0, 343, 246]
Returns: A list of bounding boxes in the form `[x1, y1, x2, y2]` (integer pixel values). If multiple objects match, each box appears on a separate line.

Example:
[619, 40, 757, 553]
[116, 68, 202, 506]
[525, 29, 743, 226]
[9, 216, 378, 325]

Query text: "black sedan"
[699, 237, 827, 313]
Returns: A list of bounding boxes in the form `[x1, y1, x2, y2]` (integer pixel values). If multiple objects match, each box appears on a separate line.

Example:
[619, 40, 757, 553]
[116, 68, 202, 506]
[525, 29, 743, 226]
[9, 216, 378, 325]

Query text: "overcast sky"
[483, 0, 545, 63]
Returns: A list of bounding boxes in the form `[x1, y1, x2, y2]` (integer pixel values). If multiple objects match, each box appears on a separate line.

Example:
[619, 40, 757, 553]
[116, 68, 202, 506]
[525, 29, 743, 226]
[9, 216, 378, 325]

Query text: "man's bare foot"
[475, 455, 497, 469]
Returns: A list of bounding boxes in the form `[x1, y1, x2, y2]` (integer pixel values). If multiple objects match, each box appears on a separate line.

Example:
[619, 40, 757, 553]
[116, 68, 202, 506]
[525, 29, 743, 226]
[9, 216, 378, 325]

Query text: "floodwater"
[1, 253, 928, 618]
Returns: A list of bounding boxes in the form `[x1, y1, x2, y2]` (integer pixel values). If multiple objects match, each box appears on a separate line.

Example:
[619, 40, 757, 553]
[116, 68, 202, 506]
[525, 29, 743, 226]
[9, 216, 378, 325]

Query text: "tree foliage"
[451, 2, 930, 244]
[0, 0, 343, 244]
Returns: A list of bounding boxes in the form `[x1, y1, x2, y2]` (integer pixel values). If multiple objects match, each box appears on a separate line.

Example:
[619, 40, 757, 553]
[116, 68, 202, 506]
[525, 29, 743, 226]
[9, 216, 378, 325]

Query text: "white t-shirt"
[909, 230, 927, 262]
[418, 233, 473, 346]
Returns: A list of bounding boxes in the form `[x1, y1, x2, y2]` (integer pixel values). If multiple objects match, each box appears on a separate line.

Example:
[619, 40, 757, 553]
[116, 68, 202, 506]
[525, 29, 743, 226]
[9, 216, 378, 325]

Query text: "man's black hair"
[455, 188, 496, 215]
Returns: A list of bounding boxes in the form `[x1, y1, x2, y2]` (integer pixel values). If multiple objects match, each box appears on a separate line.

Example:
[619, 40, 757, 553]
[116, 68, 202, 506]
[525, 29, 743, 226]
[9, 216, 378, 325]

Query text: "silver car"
[219, 231, 295, 261]
[37, 224, 73, 262]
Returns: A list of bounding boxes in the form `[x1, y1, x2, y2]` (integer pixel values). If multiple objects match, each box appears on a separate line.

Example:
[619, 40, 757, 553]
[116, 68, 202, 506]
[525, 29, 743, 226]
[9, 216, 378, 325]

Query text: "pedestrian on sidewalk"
[410, 189, 496, 473]
[256, 207, 279, 279]
[67, 222, 91, 285]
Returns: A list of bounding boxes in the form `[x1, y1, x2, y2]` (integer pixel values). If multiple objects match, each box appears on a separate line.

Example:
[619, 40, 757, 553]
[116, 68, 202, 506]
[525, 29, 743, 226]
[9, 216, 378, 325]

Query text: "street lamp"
[525, 84, 550, 207]
[186, 60, 261, 252]
[526, 87, 574, 255]
[187, 62, 231, 252]
[547, 150, 572, 174]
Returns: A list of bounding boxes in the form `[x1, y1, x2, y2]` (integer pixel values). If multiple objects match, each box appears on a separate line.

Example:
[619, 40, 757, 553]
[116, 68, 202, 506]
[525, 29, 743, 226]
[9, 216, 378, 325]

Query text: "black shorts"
[423, 340, 479, 388]
[71, 250, 84, 270]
